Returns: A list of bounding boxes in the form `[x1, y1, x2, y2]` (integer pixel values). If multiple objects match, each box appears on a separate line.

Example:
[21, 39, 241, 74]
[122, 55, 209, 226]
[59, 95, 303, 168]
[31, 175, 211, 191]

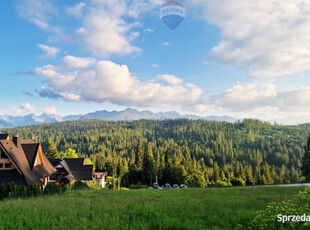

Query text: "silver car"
[165, 183, 171, 189]
[180, 184, 187, 189]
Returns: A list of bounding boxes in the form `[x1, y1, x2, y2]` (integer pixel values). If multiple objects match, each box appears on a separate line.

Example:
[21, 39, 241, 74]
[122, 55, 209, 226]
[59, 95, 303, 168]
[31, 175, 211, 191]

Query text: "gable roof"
[65, 158, 85, 168]
[48, 159, 62, 168]
[62, 158, 93, 181]
[71, 165, 93, 181]
[0, 137, 56, 185]
[21, 143, 40, 169]
[94, 172, 107, 179]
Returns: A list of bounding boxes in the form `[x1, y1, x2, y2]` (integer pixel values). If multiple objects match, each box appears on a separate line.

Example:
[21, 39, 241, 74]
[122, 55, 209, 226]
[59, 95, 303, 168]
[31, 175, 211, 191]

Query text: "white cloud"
[76, 6, 141, 57]
[187, 0, 310, 78]
[33, 59, 202, 107]
[17, 0, 57, 31]
[43, 106, 57, 115]
[162, 42, 170, 46]
[59, 55, 96, 69]
[34, 64, 57, 77]
[20, 103, 36, 113]
[34, 55, 96, 76]
[158, 74, 183, 85]
[145, 28, 154, 33]
[212, 82, 277, 110]
[37, 44, 60, 58]
[59, 93, 81, 102]
[152, 64, 159, 68]
[66, 2, 86, 18]
[192, 82, 310, 120]
[18, 0, 161, 57]
[11, 103, 36, 114]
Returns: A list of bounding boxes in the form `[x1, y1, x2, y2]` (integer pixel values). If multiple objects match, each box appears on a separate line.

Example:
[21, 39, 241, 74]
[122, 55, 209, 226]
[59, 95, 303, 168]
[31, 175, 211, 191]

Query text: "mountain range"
[0, 108, 237, 128]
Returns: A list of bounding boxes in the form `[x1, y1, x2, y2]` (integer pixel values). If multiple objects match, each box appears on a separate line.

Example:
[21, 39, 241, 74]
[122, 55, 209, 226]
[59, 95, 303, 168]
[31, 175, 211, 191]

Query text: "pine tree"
[302, 134, 310, 181]
[142, 143, 156, 185]
[45, 138, 58, 159]
[135, 139, 144, 171]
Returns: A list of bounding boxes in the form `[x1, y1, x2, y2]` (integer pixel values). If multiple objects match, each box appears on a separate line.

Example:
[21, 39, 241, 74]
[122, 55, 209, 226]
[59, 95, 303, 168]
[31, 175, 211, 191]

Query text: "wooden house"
[0, 134, 56, 187]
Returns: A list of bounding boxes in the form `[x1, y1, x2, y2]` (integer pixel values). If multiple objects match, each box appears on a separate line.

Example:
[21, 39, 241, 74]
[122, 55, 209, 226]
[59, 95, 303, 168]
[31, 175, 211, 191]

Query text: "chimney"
[13, 135, 19, 147]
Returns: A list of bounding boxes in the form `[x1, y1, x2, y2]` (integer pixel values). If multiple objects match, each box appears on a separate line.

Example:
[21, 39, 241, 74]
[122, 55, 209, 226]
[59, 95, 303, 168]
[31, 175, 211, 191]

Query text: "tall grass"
[0, 186, 305, 230]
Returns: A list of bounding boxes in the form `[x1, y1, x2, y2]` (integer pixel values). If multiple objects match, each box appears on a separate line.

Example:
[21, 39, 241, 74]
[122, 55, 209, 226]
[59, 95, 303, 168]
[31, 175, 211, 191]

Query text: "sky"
[1, 0, 310, 122]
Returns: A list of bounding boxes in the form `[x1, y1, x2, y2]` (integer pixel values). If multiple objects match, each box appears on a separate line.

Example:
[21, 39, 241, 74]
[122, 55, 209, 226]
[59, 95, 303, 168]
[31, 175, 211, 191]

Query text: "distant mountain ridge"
[0, 108, 237, 128]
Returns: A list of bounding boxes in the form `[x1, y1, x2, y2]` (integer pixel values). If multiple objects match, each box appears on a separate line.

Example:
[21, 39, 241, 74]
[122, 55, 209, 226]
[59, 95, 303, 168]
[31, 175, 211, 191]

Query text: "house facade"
[48, 158, 94, 185]
[94, 172, 107, 188]
[0, 134, 56, 186]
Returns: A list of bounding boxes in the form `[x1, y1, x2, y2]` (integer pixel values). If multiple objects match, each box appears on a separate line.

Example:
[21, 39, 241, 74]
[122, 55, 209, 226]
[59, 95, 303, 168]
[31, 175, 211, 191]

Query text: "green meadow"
[0, 186, 305, 230]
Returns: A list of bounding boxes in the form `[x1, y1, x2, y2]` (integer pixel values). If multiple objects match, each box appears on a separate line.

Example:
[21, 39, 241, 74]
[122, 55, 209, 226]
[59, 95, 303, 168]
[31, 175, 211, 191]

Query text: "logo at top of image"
[160, 1, 186, 31]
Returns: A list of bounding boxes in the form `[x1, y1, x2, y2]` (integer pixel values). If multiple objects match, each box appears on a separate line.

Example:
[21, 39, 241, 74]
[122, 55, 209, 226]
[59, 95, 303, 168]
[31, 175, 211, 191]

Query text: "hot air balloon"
[160, 1, 186, 31]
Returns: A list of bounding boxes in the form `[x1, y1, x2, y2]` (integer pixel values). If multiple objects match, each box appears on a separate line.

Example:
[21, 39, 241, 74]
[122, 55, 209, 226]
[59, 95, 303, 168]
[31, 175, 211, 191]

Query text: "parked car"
[180, 184, 187, 189]
[173, 184, 180, 189]
[153, 182, 161, 189]
[165, 183, 171, 189]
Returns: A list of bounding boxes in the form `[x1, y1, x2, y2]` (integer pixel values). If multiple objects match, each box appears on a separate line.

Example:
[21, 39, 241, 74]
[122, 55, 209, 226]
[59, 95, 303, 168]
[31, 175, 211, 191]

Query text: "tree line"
[2, 119, 310, 187]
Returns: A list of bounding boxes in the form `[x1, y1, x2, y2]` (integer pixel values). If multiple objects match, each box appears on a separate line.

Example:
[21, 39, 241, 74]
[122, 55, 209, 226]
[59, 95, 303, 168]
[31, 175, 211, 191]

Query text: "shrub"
[241, 188, 310, 230]
[0, 183, 67, 200]
[72, 181, 90, 190]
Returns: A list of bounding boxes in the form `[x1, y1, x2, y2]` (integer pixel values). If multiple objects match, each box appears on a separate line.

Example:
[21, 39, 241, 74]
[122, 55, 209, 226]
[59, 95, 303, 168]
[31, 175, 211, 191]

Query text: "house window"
[0, 164, 3, 169]
[4, 163, 12, 169]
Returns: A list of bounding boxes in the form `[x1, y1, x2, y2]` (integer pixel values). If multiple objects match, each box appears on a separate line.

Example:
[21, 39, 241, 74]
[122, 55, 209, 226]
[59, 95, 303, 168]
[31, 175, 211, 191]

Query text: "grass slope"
[0, 187, 305, 230]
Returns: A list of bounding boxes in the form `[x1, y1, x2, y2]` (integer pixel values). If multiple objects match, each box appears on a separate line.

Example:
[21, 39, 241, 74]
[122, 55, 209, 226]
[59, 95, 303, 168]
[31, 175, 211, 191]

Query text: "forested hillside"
[2, 119, 310, 187]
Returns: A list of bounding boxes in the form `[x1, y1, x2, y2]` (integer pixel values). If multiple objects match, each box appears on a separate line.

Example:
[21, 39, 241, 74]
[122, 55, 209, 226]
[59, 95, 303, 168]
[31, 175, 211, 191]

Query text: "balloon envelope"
[160, 1, 186, 31]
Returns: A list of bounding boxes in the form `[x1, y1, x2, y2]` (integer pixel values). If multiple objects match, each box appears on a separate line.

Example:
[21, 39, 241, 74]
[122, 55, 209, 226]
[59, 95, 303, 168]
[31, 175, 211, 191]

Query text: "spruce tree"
[302, 134, 310, 181]
[45, 138, 58, 159]
[142, 143, 156, 184]
[135, 139, 144, 171]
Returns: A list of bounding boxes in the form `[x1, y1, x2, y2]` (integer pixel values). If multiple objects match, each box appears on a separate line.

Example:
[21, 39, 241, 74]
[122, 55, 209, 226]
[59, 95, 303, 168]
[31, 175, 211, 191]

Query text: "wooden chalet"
[48, 158, 94, 185]
[0, 134, 56, 186]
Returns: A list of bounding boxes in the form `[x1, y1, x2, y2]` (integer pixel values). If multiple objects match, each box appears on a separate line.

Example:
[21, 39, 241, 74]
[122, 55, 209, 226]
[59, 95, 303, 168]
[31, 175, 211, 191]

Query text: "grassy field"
[0, 186, 306, 230]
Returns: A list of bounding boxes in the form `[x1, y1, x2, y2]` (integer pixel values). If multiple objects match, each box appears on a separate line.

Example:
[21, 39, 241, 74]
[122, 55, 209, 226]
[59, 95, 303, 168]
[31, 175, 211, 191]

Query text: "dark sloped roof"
[65, 158, 93, 181]
[48, 159, 62, 167]
[33, 165, 52, 179]
[65, 158, 85, 168]
[0, 140, 35, 184]
[0, 169, 27, 185]
[42, 154, 58, 175]
[0, 134, 10, 140]
[21, 143, 39, 169]
[0, 139, 56, 185]
[70, 165, 93, 181]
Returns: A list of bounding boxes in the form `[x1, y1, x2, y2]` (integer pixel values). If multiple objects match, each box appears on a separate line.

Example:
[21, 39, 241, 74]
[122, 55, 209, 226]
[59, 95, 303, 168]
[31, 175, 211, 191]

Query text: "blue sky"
[1, 0, 310, 122]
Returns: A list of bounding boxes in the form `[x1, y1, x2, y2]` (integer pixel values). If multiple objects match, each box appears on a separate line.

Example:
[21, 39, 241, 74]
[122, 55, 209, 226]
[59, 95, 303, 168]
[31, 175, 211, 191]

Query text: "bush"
[240, 188, 310, 229]
[72, 181, 90, 190]
[215, 180, 229, 187]
[0, 183, 67, 200]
